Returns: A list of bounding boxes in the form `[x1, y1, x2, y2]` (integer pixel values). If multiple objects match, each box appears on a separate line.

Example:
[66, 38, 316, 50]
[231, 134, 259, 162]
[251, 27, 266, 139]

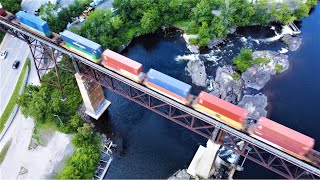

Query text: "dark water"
[95, 2, 320, 179]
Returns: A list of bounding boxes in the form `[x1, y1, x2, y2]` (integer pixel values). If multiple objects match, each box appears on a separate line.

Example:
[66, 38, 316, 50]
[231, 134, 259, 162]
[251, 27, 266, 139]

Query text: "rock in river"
[209, 65, 244, 103]
[238, 94, 268, 120]
[282, 34, 302, 51]
[242, 51, 289, 90]
[186, 60, 207, 87]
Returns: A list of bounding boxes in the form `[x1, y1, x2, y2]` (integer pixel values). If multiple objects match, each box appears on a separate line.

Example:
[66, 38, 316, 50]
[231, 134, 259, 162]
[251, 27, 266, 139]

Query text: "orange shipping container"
[194, 91, 248, 129]
[252, 117, 315, 157]
[102, 49, 142, 75]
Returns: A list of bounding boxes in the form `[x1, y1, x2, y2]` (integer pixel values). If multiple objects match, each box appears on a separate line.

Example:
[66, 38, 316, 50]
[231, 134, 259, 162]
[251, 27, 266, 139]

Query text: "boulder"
[282, 34, 302, 51]
[187, 60, 207, 87]
[242, 51, 289, 90]
[237, 94, 268, 120]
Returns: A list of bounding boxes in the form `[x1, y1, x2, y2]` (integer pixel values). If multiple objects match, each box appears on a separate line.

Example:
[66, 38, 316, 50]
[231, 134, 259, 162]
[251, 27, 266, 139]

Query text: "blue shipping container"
[16, 11, 51, 37]
[60, 30, 102, 56]
[146, 69, 191, 98]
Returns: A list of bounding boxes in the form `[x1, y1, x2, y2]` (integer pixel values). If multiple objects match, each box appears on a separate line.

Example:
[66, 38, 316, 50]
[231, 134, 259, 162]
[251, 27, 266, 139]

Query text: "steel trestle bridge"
[0, 17, 319, 179]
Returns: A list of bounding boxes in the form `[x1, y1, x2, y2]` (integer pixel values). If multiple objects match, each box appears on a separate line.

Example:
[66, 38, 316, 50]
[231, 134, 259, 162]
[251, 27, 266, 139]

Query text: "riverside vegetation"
[39, 0, 318, 50]
[18, 57, 101, 179]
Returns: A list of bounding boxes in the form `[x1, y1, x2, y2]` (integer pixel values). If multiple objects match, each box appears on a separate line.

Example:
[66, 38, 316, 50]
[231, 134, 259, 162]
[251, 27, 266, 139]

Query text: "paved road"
[0, 35, 29, 115]
[0, 0, 52, 116]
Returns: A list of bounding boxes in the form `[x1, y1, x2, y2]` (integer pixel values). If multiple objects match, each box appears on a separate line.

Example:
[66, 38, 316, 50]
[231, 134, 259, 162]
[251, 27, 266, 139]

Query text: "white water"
[263, 25, 294, 42]
[175, 54, 200, 61]
[279, 48, 289, 54]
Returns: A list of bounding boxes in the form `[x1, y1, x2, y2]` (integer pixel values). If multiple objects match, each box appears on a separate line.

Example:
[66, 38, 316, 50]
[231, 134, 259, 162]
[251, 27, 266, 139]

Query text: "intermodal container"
[197, 91, 248, 126]
[252, 116, 315, 157]
[0, 9, 7, 17]
[60, 30, 102, 58]
[102, 49, 143, 76]
[16, 11, 51, 37]
[146, 69, 191, 99]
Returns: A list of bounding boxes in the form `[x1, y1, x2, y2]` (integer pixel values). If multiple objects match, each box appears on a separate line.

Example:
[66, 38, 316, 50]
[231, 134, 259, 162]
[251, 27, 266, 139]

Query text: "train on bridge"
[0, 8, 319, 167]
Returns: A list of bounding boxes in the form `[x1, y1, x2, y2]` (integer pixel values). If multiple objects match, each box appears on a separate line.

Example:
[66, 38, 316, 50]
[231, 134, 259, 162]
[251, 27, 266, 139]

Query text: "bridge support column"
[187, 126, 221, 179]
[75, 73, 111, 119]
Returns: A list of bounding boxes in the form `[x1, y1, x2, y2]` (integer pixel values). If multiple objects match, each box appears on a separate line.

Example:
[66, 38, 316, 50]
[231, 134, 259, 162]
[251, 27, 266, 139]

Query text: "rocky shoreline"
[184, 25, 302, 119]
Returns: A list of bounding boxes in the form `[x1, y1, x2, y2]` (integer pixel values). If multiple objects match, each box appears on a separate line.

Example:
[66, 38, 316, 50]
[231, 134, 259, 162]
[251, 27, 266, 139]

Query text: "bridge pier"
[187, 126, 221, 179]
[75, 73, 111, 119]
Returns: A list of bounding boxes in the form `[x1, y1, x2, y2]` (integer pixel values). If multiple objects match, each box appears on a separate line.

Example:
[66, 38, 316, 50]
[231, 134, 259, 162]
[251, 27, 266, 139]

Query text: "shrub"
[255, 57, 270, 65]
[232, 48, 254, 73]
[231, 72, 241, 80]
[275, 64, 283, 74]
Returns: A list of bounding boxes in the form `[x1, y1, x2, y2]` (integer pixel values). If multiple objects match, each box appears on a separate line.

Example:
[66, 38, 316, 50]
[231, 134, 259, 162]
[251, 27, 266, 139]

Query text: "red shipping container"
[0, 9, 7, 17]
[253, 116, 315, 156]
[102, 49, 142, 75]
[196, 91, 248, 124]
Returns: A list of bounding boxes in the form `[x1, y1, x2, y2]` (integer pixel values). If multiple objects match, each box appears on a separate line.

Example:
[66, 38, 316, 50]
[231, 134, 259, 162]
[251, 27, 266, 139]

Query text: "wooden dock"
[93, 139, 116, 180]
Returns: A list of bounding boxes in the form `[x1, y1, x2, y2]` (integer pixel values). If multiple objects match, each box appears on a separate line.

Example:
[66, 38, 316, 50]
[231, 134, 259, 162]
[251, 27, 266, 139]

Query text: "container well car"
[102, 49, 144, 82]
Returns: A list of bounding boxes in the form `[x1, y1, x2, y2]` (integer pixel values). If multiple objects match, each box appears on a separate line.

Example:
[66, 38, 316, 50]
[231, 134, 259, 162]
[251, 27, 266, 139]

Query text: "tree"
[294, 2, 310, 19]
[140, 9, 160, 34]
[197, 22, 210, 46]
[232, 48, 254, 73]
[1, 0, 22, 14]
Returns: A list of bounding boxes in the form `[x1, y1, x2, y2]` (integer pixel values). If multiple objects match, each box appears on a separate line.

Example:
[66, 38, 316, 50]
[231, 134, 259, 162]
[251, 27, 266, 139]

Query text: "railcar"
[144, 69, 192, 105]
[59, 30, 102, 63]
[102, 49, 144, 82]
[249, 116, 315, 162]
[16, 11, 52, 37]
[0, 9, 319, 167]
[192, 91, 249, 131]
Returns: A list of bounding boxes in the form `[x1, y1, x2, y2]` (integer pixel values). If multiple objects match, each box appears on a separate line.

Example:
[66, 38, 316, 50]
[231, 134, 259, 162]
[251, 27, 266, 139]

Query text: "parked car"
[0, 50, 8, 60]
[12, 60, 20, 69]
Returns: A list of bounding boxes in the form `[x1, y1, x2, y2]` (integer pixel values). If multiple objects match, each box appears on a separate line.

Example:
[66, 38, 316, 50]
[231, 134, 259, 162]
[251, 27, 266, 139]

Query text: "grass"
[29, 120, 58, 149]
[0, 58, 31, 133]
[231, 72, 241, 80]
[255, 57, 270, 65]
[173, 20, 190, 30]
[275, 64, 283, 74]
[0, 139, 12, 165]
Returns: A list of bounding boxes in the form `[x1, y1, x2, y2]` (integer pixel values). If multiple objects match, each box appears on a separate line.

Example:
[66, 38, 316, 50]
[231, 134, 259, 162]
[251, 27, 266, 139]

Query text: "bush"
[58, 123, 101, 179]
[232, 48, 254, 73]
[189, 38, 198, 45]
[255, 57, 270, 65]
[275, 64, 283, 74]
[231, 72, 241, 80]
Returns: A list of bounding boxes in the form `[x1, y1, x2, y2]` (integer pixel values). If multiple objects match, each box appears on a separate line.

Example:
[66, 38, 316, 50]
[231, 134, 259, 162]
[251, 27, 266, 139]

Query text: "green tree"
[294, 2, 310, 19]
[1, 0, 22, 14]
[232, 48, 254, 73]
[140, 9, 160, 34]
[197, 22, 210, 46]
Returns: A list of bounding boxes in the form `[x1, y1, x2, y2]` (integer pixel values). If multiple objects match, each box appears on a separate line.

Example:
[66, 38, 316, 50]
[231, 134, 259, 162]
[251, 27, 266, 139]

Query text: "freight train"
[0, 9, 318, 166]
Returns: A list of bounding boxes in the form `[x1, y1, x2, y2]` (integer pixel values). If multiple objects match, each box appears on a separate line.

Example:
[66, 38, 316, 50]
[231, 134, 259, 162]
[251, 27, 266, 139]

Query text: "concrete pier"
[75, 73, 111, 119]
[187, 139, 221, 179]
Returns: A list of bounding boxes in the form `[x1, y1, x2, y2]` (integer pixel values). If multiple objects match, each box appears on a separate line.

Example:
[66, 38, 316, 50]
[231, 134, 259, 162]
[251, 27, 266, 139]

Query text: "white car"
[0, 50, 8, 60]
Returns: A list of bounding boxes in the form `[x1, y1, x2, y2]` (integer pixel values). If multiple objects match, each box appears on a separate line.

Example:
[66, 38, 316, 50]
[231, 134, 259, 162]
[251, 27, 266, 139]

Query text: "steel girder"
[77, 62, 320, 179]
[1, 20, 319, 179]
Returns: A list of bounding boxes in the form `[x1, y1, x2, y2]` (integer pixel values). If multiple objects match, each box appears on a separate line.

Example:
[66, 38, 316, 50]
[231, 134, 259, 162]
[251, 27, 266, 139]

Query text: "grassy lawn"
[0, 58, 31, 133]
[0, 139, 12, 165]
[173, 20, 190, 30]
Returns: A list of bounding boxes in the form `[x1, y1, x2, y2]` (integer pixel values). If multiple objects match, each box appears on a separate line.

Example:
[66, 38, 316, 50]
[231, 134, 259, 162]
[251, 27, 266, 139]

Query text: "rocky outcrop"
[186, 60, 207, 87]
[242, 51, 289, 90]
[209, 65, 244, 103]
[207, 38, 224, 49]
[238, 94, 268, 120]
[182, 34, 200, 53]
[282, 34, 302, 51]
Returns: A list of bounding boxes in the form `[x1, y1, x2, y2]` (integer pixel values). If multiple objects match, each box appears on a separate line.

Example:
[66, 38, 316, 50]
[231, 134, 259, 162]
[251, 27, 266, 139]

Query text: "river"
[95, 2, 320, 179]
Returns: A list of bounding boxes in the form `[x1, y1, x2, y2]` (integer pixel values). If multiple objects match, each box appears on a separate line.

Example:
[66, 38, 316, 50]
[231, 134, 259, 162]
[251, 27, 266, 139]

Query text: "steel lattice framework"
[0, 16, 319, 179]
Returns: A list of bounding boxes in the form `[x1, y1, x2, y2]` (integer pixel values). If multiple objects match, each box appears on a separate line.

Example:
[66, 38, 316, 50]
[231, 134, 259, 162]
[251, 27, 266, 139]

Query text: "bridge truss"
[0, 17, 319, 179]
